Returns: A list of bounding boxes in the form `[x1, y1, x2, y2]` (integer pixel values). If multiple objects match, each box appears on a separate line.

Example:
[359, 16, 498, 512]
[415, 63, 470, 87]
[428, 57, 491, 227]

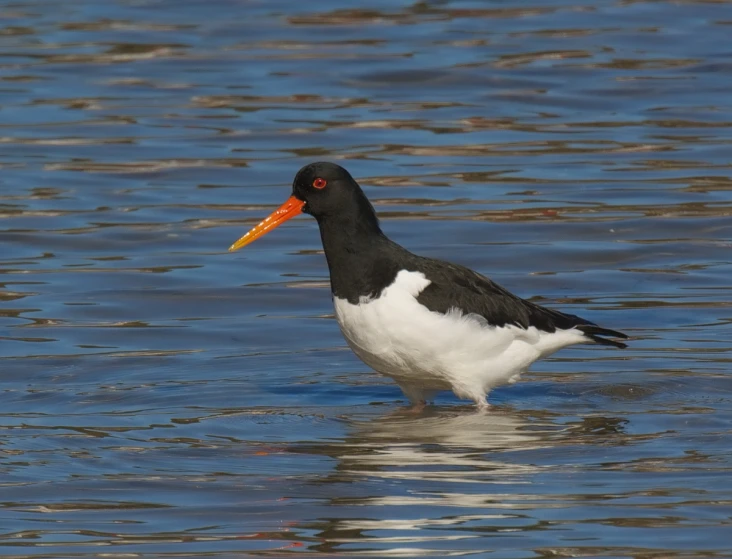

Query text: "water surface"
[1, 0, 732, 557]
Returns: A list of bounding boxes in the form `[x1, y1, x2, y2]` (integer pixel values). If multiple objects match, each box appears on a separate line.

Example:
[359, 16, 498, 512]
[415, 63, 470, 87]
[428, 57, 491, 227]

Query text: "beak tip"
[227, 195, 304, 255]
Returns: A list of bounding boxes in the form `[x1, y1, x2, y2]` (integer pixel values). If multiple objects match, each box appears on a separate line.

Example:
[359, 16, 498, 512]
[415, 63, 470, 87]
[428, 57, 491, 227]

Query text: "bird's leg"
[454, 386, 491, 412]
[406, 399, 427, 414]
[475, 401, 491, 413]
[396, 381, 431, 413]
[473, 394, 491, 413]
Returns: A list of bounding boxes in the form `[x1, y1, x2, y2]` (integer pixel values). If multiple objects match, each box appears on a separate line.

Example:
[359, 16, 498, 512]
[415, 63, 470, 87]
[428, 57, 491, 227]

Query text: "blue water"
[1, 0, 732, 556]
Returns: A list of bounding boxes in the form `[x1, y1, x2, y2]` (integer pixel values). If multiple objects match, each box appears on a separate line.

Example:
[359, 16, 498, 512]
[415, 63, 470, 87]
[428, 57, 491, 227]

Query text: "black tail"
[576, 325, 629, 349]
[519, 296, 628, 349]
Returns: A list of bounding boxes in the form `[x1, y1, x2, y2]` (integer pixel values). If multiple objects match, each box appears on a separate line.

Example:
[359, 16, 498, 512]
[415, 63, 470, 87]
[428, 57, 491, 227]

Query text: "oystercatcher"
[229, 162, 628, 411]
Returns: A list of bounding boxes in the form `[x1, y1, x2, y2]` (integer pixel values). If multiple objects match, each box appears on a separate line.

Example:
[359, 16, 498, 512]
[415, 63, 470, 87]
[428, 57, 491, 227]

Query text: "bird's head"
[229, 162, 376, 252]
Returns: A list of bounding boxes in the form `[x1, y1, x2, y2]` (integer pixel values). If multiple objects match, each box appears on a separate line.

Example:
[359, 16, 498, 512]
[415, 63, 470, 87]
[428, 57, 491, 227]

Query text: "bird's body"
[229, 162, 628, 410]
[333, 269, 587, 408]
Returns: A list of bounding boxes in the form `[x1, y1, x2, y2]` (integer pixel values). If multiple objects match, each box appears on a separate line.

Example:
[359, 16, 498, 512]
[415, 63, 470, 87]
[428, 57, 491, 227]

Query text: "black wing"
[413, 258, 628, 349]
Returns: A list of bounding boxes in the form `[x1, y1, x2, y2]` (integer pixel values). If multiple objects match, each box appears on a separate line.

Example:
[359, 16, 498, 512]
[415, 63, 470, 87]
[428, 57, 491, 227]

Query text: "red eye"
[313, 178, 327, 189]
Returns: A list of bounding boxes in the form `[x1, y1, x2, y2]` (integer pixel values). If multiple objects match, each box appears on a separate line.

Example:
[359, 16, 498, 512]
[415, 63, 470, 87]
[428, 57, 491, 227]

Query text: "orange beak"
[228, 196, 305, 252]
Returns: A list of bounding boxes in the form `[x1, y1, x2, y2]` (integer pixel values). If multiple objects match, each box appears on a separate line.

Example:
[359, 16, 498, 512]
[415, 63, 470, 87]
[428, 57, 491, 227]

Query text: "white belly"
[333, 270, 585, 403]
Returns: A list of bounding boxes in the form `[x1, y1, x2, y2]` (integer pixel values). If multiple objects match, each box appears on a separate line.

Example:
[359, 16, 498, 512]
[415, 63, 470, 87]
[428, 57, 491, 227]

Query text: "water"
[1, 0, 732, 556]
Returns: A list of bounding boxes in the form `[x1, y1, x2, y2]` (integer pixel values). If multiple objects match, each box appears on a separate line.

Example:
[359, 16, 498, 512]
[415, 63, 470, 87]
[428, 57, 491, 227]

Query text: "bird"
[229, 162, 628, 411]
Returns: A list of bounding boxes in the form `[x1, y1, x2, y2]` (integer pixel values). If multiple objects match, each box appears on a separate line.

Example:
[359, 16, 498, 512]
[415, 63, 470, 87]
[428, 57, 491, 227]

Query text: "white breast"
[333, 269, 586, 406]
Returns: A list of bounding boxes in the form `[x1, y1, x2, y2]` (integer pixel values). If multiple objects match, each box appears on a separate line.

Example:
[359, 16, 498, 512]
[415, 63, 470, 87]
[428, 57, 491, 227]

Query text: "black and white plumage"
[230, 162, 628, 410]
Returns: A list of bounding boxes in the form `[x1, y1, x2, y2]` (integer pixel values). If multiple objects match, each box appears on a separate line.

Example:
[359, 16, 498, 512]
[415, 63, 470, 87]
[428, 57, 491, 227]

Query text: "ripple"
[1, 0, 731, 556]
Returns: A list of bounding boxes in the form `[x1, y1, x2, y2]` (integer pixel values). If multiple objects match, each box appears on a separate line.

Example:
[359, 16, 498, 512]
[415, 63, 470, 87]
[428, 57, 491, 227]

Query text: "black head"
[228, 161, 381, 252]
[291, 162, 373, 220]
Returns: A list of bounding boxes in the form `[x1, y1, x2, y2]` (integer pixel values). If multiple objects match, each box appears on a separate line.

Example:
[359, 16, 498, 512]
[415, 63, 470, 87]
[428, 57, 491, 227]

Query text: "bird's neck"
[316, 213, 401, 303]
